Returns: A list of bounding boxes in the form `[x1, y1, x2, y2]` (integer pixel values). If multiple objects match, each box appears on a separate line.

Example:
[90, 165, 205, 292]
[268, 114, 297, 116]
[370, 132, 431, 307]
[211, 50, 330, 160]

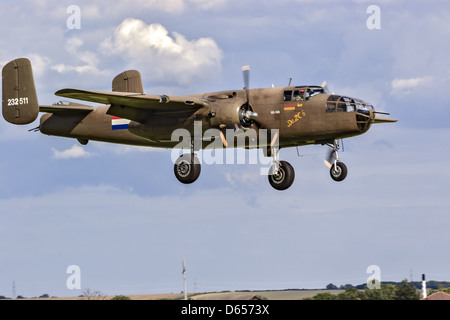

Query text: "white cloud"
[51, 37, 109, 75]
[106, 0, 226, 14]
[25, 53, 52, 78]
[188, 0, 227, 10]
[91, 141, 165, 155]
[224, 171, 259, 187]
[100, 18, 223, 86]
[126, 0, 186, 13]
[51, 144, 93, 160]
[391, 76, 434, 94]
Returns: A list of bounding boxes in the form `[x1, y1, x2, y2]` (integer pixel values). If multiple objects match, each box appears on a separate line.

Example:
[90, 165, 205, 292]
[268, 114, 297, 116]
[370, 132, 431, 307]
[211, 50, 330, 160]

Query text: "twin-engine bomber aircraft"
[2, 58, 396, 190]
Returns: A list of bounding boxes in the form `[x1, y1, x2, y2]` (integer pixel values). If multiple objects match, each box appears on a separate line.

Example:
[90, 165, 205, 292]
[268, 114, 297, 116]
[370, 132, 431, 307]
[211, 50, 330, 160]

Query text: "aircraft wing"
[55, 88, 208, 123]
[55, 89, 207, 112]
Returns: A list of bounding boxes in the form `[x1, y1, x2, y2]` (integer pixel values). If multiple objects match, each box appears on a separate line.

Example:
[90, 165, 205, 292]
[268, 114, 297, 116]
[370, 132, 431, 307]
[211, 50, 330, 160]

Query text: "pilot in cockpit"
[294, 89, 304, 101]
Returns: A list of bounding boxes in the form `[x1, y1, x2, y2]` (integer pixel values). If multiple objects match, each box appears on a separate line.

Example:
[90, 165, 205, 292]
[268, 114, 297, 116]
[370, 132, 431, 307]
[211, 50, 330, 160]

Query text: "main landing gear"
[267, 147, 295, 191]
[174, 152, 201, 184]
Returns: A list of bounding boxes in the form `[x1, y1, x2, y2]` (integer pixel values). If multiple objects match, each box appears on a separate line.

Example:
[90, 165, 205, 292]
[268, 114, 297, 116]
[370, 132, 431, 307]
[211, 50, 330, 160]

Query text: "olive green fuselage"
[40, 86, 373, 150]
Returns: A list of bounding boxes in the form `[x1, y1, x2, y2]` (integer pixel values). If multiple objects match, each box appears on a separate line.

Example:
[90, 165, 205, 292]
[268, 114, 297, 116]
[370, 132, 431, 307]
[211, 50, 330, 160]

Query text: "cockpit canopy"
[283, 86, 327, 102]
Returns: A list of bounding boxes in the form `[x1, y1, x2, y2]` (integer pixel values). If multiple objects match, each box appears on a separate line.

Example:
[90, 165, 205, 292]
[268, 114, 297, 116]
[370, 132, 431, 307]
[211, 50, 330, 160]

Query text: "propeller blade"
[238, 65, 262, 131]
[242, 65, 250, 102]
[219, 130, 228, 147]
[321, 80, 333, 94]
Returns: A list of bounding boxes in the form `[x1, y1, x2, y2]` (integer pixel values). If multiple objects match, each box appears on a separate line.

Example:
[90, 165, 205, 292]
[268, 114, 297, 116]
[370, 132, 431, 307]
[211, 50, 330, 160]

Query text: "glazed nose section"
[355, 103, 374, 131]
[326, 95, 374, 132]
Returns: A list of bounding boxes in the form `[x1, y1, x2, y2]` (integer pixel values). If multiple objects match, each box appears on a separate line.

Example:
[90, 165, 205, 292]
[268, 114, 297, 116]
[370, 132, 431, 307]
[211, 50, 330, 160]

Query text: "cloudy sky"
[0, 0, 449, 298]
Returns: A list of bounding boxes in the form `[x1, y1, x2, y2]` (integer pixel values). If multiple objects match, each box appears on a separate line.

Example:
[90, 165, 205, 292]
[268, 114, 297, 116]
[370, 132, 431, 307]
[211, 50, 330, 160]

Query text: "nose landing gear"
[324, 140, 347, 182]
[330, 161, 347, 181]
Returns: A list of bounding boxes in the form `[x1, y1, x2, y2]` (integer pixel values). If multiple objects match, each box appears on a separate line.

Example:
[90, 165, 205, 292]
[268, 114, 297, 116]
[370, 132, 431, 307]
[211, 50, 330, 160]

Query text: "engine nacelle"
[209, 98, 257, 129]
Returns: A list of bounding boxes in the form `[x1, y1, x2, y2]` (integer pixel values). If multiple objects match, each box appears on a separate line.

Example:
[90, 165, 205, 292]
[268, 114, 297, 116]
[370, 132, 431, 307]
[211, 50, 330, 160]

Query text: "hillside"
[4, 280, 450, 300]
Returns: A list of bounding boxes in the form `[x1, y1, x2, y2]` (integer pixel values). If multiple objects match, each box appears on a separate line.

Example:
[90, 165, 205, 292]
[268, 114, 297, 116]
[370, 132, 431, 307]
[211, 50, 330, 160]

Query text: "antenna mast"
[182, 260, 187, 300]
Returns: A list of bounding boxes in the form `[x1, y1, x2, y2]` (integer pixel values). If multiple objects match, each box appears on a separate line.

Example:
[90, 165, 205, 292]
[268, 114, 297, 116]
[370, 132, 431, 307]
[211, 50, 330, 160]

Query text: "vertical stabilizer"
[2, 58, 39, 124]
[112, 70, 144, 93]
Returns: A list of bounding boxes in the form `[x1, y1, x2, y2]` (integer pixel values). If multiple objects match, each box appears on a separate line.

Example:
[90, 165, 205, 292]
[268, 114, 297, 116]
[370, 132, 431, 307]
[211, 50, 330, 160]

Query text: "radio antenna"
[182, 260, 187, 300]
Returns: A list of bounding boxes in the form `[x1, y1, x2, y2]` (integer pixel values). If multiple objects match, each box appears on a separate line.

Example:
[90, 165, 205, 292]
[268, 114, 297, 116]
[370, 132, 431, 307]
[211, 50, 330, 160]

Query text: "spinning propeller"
[218, 65, 259, 147]
[240, 65, 258, 126]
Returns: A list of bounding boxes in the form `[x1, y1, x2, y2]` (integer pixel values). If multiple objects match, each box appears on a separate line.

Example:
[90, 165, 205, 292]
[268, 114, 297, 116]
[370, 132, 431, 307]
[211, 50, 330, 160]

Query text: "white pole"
[421, 274, 427, 299]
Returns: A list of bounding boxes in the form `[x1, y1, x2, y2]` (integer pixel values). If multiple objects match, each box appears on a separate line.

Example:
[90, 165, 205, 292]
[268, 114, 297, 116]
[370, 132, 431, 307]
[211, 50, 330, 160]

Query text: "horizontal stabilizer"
[39, 103, 94, 114]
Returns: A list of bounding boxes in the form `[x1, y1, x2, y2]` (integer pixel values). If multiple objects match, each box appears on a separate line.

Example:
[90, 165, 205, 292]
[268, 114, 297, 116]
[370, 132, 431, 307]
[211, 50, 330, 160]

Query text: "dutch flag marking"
[111, 116, 130, 130]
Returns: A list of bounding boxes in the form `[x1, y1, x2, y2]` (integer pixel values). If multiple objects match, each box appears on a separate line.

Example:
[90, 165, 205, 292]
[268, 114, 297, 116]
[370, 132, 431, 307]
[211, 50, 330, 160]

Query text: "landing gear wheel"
[268, 160, 295, 190]
[330, 161, 347, 182]
[174, 154, 201, 184]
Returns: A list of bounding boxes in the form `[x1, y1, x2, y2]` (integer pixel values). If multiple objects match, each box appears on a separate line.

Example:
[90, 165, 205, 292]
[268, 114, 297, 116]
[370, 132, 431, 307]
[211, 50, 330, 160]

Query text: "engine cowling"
[209, 98, 257, 129]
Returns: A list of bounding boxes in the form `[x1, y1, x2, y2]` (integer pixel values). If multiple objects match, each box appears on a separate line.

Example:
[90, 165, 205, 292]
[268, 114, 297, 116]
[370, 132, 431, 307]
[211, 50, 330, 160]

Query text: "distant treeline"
[235, 280, 450, 293]
[327, 280, 450, 290]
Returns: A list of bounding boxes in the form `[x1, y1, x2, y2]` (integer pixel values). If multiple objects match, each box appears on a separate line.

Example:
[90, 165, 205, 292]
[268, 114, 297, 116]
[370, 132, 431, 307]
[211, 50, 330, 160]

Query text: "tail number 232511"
[7, 97, 29, 106]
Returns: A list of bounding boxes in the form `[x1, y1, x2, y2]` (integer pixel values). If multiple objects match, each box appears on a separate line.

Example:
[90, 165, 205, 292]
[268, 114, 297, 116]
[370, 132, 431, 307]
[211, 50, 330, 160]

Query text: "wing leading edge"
[55, 89, 207, 112]
[55, 88, 208, 123]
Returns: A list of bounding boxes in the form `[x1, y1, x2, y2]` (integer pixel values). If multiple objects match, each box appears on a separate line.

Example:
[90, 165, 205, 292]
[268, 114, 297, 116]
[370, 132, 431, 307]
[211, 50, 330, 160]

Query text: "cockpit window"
[283, 90, 292, 101]
[293, 89, 305, 101]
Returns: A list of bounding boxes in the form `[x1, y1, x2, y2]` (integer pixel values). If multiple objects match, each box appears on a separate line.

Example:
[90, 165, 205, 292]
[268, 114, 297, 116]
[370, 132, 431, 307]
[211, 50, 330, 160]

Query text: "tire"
[174, 154, 201, 184]
[268, 160, 295, 190]
[330, 161, 347, 182]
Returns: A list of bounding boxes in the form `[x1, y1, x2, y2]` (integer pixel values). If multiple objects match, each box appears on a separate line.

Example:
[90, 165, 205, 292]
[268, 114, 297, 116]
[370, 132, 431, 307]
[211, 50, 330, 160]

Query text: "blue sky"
[0, 0, 449, 297]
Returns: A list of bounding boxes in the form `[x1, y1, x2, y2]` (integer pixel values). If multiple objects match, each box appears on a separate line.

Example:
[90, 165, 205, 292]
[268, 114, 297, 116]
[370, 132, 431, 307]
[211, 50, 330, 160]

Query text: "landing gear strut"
[268, 147, 295, 190]
[325, 140, 347, 182]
